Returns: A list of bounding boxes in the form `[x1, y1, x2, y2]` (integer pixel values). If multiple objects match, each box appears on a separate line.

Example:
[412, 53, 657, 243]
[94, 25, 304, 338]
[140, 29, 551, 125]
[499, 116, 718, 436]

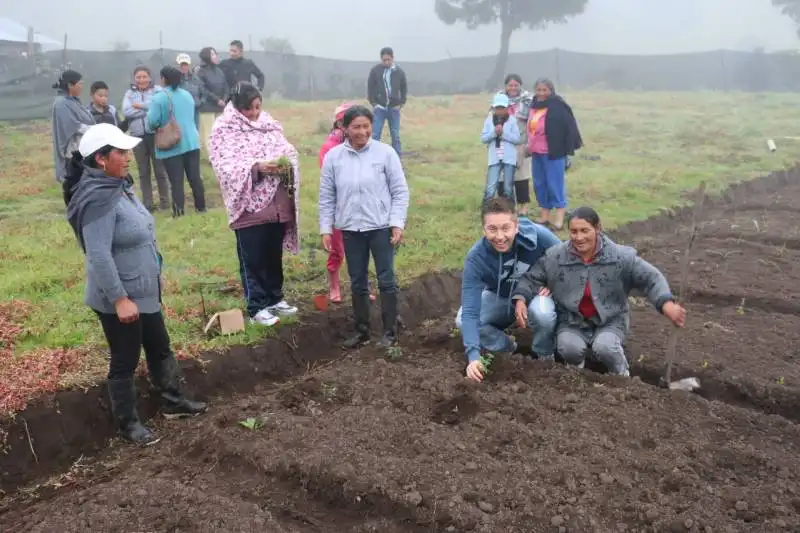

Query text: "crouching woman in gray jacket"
[319, 105, 410, 349]
[64, 123, 206, 445]
[511, 206, 686, 376]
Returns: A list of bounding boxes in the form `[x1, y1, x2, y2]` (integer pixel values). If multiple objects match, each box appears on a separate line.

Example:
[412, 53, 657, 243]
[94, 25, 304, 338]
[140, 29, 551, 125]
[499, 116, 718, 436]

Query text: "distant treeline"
[0, 48, 797, 121]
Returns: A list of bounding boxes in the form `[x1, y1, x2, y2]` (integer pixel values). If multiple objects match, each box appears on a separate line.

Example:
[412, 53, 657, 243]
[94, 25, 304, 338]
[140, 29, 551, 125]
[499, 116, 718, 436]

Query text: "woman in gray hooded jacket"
[52, 70, 95, 183]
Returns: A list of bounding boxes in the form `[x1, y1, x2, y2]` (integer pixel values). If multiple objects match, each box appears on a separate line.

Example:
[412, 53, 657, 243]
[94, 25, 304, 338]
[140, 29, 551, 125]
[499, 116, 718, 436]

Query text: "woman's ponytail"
[62, 151, 85, 206]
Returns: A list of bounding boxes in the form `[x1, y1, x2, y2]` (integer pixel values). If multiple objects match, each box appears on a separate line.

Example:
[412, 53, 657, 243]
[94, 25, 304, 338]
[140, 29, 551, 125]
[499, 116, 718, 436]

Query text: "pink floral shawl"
[209, 102, 300, 254]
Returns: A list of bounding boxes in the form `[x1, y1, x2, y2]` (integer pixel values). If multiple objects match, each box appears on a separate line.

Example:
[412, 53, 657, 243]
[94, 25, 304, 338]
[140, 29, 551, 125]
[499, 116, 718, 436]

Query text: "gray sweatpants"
[556, 326, 629, 376]
[133, 133, 170, 211]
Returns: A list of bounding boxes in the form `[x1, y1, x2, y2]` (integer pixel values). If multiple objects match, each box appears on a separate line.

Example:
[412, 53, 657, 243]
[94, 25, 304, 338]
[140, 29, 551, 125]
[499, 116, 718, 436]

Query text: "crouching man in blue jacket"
[456, 197, 562, 382]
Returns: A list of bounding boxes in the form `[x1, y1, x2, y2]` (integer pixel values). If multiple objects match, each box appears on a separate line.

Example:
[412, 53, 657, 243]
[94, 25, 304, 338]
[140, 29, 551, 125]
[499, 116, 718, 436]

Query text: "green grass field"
[1, 91, 799, 414]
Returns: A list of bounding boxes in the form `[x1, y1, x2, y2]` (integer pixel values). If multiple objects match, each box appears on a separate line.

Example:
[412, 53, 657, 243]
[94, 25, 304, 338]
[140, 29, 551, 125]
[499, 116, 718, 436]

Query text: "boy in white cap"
[481, 93, 521, 205]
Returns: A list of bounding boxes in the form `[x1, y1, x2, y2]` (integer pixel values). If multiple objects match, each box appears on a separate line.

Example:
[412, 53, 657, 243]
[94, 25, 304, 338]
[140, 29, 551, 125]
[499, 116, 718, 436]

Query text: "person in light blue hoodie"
[455, 197, 561, 382]
[481, 93, 521, 205]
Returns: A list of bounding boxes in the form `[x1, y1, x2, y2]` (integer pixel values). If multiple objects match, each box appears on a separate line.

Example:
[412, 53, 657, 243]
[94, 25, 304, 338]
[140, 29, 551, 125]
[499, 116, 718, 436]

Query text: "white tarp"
[0, 18, 61, 50]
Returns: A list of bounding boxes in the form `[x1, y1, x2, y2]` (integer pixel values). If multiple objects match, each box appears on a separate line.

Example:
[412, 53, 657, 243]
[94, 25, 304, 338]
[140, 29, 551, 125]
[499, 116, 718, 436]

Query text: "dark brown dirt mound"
[0, 272, 461, 494]
[4, 339, 799, 532]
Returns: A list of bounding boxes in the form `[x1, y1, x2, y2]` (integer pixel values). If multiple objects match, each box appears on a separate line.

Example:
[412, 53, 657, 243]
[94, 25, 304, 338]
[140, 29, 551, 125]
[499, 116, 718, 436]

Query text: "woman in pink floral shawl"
[209, 83, 300, 327]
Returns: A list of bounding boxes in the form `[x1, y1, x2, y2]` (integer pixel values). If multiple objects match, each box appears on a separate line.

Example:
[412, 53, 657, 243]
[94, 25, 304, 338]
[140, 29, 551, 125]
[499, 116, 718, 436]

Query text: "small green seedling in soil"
[736, 298, 746, 316]
[637, 354, 647, 363]
[701, 360, 709, 368]
[480, 352, 495, 375]
[238, 417, 263, 430]
[321, 382, 338, 400]
[386, 346, 403, 361]
[776, 376, 785, 386]
[450, 327, 460, 338]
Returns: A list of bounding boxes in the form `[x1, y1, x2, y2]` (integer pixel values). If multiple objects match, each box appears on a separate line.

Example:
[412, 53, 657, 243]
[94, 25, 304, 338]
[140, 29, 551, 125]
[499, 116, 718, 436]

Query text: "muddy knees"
[557, 328, 630, 376]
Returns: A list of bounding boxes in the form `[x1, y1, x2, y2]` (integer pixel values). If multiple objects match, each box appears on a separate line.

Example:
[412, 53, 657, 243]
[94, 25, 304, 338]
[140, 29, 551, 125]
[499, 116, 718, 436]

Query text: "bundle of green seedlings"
[268, 155, 295, 197]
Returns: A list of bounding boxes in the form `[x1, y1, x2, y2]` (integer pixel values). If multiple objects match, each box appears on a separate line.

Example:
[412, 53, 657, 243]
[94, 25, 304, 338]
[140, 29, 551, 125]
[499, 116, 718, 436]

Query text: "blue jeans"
[455, 290, 557, 358]
[485, 163, 516, 203]
[372, 106, 402, 155]
[532, 154, 567, 209]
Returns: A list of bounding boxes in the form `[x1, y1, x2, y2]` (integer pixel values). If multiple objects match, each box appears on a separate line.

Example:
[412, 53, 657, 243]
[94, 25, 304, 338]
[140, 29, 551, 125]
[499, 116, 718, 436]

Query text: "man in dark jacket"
[367, 47, 407, 156]
[220, 40, 265, 92]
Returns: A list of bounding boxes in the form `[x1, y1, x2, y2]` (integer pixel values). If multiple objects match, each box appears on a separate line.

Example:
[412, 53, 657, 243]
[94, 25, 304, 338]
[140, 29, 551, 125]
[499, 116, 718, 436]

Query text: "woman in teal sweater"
[147, 66, 206, 217]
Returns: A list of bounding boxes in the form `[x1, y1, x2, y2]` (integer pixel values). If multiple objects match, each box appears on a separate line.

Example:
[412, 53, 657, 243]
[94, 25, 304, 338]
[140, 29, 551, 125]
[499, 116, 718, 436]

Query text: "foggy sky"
[3, 0, 798, 60]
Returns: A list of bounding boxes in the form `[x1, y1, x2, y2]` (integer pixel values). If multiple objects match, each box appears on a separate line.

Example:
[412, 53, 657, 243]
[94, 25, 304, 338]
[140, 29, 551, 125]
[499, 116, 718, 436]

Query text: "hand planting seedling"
[479, 352, 495, 375]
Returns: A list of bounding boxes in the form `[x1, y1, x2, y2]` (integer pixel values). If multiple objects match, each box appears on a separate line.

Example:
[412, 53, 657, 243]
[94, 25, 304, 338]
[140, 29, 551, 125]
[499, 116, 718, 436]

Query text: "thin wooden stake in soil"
[21, 417, 38, 464]
[663, 182, 707, 387]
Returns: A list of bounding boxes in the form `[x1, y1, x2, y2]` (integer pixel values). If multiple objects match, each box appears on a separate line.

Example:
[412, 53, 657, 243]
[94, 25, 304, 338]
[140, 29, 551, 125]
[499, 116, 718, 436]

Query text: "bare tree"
[435, 0, 589, 89]
[774, 0, 800, 36]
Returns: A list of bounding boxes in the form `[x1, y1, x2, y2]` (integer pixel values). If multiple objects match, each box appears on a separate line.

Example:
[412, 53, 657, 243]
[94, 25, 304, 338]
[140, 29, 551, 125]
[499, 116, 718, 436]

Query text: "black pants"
[162, 149, 206, 213]
[96, 311, 171, 380]
[342, 228, 397, 296]
[235, 222, 285, 317]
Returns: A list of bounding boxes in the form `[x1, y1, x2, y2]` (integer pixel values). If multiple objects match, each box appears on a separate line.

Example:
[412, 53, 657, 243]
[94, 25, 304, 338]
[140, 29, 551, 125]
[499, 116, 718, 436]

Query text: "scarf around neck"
[66, 167, 131, 252]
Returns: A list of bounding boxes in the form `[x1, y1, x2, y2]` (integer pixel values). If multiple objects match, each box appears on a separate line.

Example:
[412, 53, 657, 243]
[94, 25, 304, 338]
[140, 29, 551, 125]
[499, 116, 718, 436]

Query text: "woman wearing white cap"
[63, 123, 207, 445]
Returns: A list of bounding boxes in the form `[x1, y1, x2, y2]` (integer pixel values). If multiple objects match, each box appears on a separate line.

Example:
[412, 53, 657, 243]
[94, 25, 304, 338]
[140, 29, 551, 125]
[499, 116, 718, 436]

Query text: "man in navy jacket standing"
[367, 46, 407, 156]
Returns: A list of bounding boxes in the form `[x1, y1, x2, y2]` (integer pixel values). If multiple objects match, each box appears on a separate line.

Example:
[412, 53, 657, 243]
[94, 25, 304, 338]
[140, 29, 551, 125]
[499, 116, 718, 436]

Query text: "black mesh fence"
[1, 48, 798, 121]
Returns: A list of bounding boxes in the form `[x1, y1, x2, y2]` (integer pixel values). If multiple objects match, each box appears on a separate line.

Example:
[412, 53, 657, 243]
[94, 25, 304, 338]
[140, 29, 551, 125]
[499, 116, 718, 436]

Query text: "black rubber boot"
[149, 356, 208, 419]
[376, 291, 399, 348]
[172, 204, 184, 218]
[342, 293, 371, 349]
[107, 378, 159, 445]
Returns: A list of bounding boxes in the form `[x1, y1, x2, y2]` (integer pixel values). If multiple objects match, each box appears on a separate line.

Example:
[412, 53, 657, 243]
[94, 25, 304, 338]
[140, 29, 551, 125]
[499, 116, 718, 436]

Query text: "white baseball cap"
[79, 123, 142, 157]
[176, 53, 192, 65]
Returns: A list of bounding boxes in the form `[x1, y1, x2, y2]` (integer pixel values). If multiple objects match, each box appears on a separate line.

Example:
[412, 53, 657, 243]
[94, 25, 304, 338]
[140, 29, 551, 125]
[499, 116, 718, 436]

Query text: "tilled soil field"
[2, 169, 800, 533]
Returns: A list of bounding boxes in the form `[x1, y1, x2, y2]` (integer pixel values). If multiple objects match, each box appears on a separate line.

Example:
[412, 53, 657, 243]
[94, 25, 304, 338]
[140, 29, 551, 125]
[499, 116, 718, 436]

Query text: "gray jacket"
[196, 64, 229, 113]
[82, 187, 162, 314]
[122, 85, 163, 137]
[512, 235, 674, 335]
[319, 139, 409, 234]
[52, 92, 95, 182]
[181, 72, 203, 109]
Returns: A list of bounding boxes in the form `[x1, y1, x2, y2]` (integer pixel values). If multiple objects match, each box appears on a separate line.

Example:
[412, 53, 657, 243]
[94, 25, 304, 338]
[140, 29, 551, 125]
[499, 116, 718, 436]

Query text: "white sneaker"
[268, 300, 298, 316]
[251, 309, 280, 327]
